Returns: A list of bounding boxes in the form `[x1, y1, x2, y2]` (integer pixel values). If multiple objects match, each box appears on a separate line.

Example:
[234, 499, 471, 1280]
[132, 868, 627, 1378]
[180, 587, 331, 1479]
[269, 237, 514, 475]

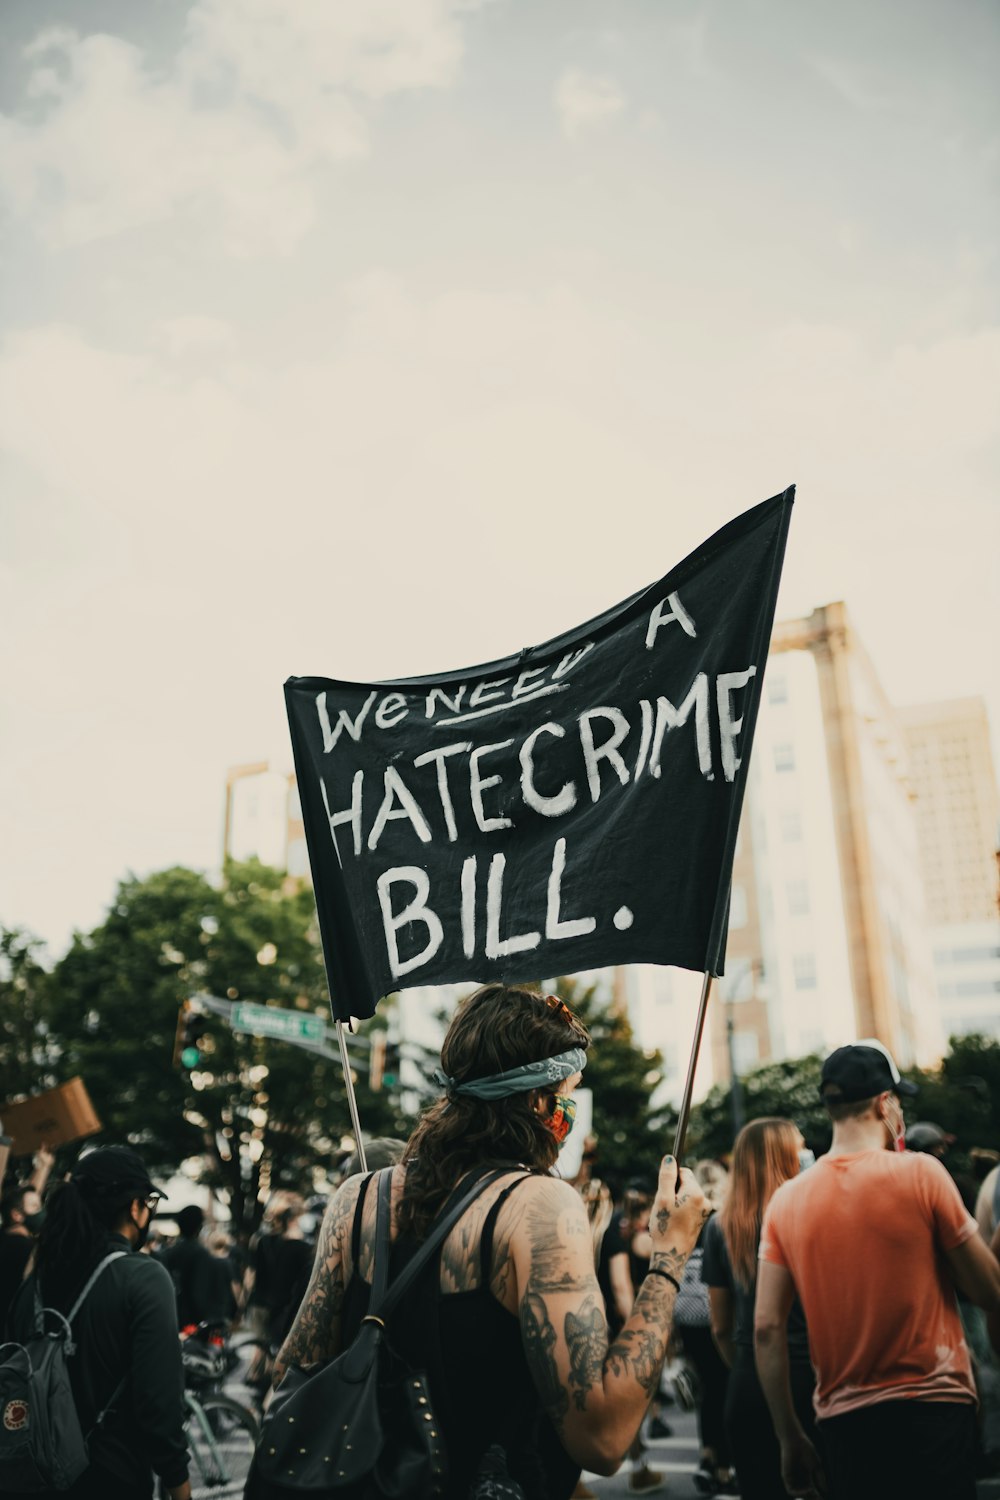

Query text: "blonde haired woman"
[702, 1119, 818, 1500]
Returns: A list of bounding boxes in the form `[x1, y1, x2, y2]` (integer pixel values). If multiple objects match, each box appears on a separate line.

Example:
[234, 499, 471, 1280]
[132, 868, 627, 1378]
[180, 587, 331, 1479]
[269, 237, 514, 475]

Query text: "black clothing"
[161, 1235, 229, 1327]
[676, 1324, 730, 1465]
[595, 1215, 628, 1336]
[700, 1215, 817, 1500]
[8, 1234, 188, 1495]
[725, 1349, 818, 1500]
[341, 1171, 573, 1500]
[701, 1213, 810, 1358]
[818, 1400, 976, 1500]
[249, 1232, 313, 1343]
[0, 1230, 34, 1334]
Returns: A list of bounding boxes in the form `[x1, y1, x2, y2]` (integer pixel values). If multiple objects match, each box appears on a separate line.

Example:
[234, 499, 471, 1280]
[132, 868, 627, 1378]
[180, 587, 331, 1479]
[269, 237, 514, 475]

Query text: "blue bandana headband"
[434, 1047, 587, 1101]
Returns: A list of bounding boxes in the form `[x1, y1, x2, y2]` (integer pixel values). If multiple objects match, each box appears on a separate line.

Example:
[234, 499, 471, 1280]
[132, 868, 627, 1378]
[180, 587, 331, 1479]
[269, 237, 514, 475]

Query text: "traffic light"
[173, 1002, 209, 1072]
[368, 1032, 386, 1092]
[383, 1041, 401, 1091]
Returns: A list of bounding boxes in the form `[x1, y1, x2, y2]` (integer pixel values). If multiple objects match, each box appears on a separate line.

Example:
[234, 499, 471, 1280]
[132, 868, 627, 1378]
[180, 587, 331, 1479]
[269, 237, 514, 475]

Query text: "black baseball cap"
[820, 1040, 918, 1104]
[72, 1145, 168, 1205]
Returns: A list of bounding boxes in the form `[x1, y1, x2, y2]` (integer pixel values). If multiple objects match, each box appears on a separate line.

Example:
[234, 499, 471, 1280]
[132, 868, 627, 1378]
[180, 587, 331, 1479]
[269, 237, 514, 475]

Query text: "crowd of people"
[2, 988, 1000, 1500]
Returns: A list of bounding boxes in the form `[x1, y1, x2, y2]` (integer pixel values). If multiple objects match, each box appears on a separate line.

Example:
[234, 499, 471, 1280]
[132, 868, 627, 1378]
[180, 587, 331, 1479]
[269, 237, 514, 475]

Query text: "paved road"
[580, 1402, 1000, 1500]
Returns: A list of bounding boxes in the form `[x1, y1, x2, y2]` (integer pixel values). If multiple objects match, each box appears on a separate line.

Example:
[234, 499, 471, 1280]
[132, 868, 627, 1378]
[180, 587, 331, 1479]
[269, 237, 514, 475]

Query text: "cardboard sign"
[1, 1077, 102, 1157]
[287, 490, 793, 1019]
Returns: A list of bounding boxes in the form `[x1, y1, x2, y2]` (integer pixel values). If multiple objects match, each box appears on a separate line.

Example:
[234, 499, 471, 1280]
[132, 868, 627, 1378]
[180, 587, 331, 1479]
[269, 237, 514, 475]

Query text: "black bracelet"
[646, 1267, 681, 1294]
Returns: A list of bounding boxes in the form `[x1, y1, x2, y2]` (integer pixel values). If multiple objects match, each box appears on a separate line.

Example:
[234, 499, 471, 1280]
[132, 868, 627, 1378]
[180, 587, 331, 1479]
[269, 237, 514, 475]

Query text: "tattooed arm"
[510, 1155, 709, 1473]
[271, 1175, 363, 1389]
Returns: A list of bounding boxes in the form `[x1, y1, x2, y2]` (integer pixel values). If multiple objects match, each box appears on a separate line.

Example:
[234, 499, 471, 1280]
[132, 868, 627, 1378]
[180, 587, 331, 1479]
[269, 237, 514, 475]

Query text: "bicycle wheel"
[186, 1392, 260, 1497]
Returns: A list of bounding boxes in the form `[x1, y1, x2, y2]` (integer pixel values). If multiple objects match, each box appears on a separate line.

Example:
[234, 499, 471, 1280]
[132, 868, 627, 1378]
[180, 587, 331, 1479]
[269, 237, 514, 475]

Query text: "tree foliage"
[8, 862, 415, 1228]
[0, 928, 58, 1105]
[686, 1052, 829, 1161]
[686, 1034, 1000, 1167]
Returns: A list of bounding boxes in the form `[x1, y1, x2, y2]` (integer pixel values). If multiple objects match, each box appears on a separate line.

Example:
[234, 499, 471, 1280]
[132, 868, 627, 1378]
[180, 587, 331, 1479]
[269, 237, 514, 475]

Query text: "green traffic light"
[180, 1046, 201, 1069]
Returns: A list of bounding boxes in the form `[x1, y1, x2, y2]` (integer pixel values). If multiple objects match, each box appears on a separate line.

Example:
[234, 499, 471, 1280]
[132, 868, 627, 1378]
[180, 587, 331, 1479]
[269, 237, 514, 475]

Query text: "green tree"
[0, 927, 58, 1108]
[908, 1034, 1000, 1177]
[46, 862, 415, 1228]
[686, 1052, 829, 1161]
[554, 977, 673, 1190]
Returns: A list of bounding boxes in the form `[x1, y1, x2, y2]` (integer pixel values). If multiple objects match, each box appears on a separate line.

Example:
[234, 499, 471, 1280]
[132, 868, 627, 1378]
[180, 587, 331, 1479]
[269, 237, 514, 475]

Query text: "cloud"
[554, 68, 625, 141]
[0, 0, 478, 256]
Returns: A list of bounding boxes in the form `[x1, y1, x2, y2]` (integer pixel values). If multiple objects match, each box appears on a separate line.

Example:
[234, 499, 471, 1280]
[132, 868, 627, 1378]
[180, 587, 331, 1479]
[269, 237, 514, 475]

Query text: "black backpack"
[0, 1250, 127, 1491]
[249, 1166, 514, 1500]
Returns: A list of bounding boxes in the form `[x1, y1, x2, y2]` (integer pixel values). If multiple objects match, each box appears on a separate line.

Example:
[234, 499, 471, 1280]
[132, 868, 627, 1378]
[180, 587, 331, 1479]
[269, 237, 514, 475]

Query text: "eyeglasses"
[144, 1193, 162, 1212]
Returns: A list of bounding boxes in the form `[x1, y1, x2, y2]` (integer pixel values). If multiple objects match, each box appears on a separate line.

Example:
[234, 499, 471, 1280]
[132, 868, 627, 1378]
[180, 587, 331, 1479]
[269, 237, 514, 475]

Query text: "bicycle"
[182, 1386, 259, 1497]
[174, 1322, 259, 1497]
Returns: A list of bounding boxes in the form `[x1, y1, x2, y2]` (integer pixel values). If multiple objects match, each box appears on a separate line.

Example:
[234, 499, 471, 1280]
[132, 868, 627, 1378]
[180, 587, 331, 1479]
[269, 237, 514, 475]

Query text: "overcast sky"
[1, 0, 998, 961]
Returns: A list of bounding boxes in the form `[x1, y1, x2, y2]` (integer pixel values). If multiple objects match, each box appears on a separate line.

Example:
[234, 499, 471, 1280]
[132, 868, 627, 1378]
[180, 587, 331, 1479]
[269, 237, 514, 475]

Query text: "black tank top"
[341, 1171, 577, 1500]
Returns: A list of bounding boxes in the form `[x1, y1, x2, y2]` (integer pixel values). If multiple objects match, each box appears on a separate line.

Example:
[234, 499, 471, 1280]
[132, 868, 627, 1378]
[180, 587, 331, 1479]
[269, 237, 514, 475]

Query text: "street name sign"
[230, 1002, 326, 1044]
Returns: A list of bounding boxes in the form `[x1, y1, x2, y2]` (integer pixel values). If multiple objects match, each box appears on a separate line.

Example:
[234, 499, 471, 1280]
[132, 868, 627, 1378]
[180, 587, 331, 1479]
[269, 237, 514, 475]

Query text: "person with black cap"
[6, 1144, 190, 1500]
[161, 1203, 231, 1329]
[753, 1040, 1000, 1500]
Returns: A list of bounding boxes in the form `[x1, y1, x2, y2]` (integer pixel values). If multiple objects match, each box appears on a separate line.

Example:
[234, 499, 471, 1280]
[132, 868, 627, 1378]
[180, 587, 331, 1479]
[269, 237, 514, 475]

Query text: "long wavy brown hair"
[398, 983, 590, 1238]
[719, 1117, 801, 1291]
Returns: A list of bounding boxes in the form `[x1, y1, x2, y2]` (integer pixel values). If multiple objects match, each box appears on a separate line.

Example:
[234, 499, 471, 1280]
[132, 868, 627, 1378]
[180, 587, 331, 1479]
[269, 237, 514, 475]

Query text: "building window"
[729, 883, 748, 930]
[768, 675, 788, 705]
[780, 809, 802, 842]
[787, 879, 810, 916]
[732, 1031, 760, 1073]
[774, 743, 795, 773]
[793, 953, 817, 989]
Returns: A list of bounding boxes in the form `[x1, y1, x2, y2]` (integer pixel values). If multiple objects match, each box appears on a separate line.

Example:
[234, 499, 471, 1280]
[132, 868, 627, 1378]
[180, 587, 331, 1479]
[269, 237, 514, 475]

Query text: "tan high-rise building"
[708, 601, 941, 1079]
[897, 698, 1000, 1042]
[897, 699, 999, 925]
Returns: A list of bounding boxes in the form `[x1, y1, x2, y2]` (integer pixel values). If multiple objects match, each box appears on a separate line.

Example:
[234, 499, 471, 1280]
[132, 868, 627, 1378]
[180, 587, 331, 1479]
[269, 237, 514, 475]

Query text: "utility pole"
[727, 1008, 746, 1141]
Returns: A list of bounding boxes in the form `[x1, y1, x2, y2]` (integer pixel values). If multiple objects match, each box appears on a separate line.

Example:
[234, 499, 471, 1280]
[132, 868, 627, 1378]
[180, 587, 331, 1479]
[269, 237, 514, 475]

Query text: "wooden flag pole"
[336, 1021, 368, 1174]
[671, 971, 714, 1163]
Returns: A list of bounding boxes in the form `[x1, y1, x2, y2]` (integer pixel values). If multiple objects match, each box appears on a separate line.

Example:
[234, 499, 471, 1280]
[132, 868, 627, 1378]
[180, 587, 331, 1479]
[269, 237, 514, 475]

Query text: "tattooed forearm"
[565, 1296, 608, 1411]
[271, 1179, 358, 1386]
[521, 1290, 570, 1431]
[606, 1326, 667, 1395]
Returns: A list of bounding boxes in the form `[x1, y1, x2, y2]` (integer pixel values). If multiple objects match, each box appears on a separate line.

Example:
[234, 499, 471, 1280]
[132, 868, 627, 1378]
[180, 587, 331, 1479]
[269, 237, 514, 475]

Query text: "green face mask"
[23, 1209, 45, 1234]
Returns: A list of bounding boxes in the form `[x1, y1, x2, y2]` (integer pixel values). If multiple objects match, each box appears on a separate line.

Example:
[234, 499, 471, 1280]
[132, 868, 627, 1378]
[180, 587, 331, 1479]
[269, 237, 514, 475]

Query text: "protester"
[754, 1040, 1000, 1500]
[674, 1159, 734, 1496]
[206, 1230, 241, 1313]
[573, 1177, 663, 1497]
[270, 984, 710, 1499]
[244, 1189, 312, 1386]
[6, 1144, 190, 1500]
[602, 1180, 671, 1491]
[702, 1118, 815, 1500]
[0, 1144, 55, 1332]
[975, 1157, 1000, 1242]
[161, 1203, 230, 1328]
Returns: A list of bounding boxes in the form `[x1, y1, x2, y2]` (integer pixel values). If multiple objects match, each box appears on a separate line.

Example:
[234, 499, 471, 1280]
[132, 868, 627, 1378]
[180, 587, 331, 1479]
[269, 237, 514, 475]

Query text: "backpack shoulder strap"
[373, 1166, 514, 1320]
[369, 1168, 394, 1308]
[66, 1250, 128, 1326]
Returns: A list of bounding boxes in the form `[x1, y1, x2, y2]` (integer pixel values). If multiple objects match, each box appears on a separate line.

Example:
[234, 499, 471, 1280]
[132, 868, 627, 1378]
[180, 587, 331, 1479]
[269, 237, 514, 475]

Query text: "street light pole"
[727, 1009, 746, 1140]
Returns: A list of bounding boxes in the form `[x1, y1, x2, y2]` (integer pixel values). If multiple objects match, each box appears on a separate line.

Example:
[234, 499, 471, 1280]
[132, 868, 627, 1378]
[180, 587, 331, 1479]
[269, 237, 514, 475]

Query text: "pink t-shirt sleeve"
[758, 1187, 789, 1269]
[917, 1155, 978, 1250]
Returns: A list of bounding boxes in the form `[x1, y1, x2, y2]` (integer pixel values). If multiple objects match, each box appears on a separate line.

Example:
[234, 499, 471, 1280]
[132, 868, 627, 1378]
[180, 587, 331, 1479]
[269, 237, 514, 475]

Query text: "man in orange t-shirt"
[754, 1040, 1000, 1500]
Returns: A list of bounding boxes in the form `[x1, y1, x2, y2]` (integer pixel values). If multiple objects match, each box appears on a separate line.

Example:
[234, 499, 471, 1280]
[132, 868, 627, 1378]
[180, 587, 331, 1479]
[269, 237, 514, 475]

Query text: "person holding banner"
[273, 984, 710, 1498]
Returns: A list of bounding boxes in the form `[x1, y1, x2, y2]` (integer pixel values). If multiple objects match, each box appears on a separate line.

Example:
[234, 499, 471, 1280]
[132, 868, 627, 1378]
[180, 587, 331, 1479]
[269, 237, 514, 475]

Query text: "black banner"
[286, 489, 793, 1020]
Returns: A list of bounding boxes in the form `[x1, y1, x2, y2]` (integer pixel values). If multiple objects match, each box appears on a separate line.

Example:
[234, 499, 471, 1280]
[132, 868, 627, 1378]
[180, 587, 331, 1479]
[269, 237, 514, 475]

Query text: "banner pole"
[671, 971, 714, 1163]
[336, 1021, 368, 1174]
